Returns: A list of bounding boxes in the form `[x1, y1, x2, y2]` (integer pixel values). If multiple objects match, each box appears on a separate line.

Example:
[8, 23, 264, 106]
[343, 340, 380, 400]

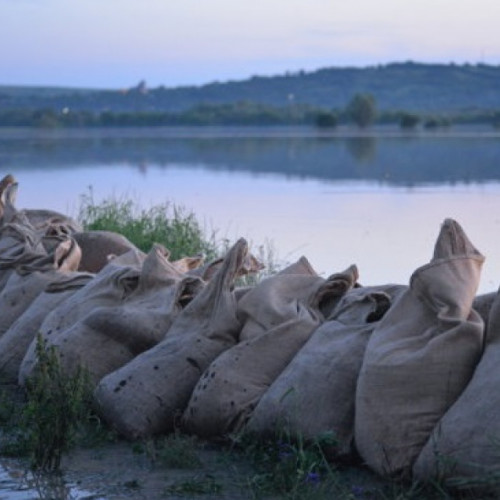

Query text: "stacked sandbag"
[246, 284, 406, 457]
[187, 251, 263, 282]
[181, 263, 359, 438]
[0, 186, 49, 291]
[0, 272, 94, 383]
[42, 244, 204, 387]
[0, 175, 81, 233]
[94, 238, 249, 439]
[18, 248, 146, 386]
[237, 256, 343, 342]
[73, 230, 145, 273]
[0, 235, 82, 341]
[472, 291, 497, 336]
[355, 219, 485, 478]
[413, 287, 500, 486]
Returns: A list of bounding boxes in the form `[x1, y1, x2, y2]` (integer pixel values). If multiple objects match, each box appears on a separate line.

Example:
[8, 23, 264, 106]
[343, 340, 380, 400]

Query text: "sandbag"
[472, 291, 496, 336]
[236, 257, 352, 342]
[355, 219, 485, 478]
[0, 175, 81, 233]
[18, 249, 145, 386]
[0, 236, 81, 342]
[44, 244, 204, 387]
[181, 265, 359, 438]
[73, 230, 144, 273]
[0, 272, 94, 383]
[246, 284, 405, 457]
[413, 288, 500, 485]
[187, 251, 264, 282]
[94, 238, 249, 439]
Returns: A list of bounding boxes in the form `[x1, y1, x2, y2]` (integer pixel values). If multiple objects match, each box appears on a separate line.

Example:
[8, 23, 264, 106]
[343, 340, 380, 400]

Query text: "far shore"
[0, 124, 499, 140]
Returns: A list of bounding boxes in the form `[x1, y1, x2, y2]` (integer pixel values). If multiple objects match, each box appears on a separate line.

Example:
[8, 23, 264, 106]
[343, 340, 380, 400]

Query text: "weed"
[123, 479, 141, 489]
[164, 474, 222, 496]
[135, 431, 202, 469]
[20, 335, 93, 470]
[78, 187, 219, 259]
[237, 429, 347, 499]
[75, 412, 119, 449]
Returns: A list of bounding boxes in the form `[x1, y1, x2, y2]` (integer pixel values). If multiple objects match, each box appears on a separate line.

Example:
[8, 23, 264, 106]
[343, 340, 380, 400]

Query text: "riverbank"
[0, 382, 496, 500]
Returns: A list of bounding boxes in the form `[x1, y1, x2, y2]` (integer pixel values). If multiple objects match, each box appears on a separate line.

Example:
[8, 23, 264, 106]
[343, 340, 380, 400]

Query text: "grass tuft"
[77, 187, 219, 260]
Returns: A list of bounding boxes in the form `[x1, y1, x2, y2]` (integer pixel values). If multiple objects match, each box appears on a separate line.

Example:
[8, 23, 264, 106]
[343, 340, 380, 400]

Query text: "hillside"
[1, 62, 500, 114]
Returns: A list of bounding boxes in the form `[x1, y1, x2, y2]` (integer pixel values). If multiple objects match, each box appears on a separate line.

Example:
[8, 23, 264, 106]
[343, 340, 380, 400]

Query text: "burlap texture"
[355, 219, 485, 478]
[413, 288, 500, 484]
[246, 285, 405, 456]
[0, 272, 93, 382]
[47, 245, 204, 387]
[181, 266, 359, 438]
[18, 249, 145, 385]
[74, 230, 144, 273]
[93, 238, 248, 439]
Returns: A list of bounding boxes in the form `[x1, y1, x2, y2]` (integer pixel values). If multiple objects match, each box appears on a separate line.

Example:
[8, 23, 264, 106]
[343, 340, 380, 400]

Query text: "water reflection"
[1, 130, 499, 186]
[344, 137, 377, 164]
[2, 129, 500, 295]
[0, 459, 105, 499]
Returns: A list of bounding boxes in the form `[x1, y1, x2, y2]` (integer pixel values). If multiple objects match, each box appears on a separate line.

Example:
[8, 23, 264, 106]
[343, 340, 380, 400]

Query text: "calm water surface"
[2, 127, 500, 294]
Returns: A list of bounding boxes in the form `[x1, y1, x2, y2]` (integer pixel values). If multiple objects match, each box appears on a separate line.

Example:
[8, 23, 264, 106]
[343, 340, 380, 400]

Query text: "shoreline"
[0, 124, 499, 140]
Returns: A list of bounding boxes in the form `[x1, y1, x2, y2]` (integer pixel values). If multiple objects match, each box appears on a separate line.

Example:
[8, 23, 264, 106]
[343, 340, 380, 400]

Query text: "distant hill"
[1, 62, 500, 114]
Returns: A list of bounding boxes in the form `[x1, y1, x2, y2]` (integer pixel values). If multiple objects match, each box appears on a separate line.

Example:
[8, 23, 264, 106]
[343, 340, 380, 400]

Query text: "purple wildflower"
[305, 471, 321, 484]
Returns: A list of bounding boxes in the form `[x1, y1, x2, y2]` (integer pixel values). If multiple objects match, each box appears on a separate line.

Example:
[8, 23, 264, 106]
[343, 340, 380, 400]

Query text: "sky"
[2, 0, 500, 89]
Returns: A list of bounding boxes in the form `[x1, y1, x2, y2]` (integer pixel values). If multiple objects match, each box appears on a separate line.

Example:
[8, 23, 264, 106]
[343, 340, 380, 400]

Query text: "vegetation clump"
[17, 335, 92, 470]
[78, 188, 219, 260]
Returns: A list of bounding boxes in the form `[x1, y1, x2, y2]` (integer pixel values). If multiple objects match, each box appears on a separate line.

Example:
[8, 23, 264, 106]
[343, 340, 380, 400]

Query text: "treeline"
[2, 62, 500, 114]
[0, 102, 320, 128]
[0, 97, 499, 130]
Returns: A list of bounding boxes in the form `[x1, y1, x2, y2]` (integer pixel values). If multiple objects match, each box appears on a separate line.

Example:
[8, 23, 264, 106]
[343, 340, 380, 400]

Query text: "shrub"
[21, 335, 92, 470]
[315, 112, 338, 129]
[399, 112, 420, 129]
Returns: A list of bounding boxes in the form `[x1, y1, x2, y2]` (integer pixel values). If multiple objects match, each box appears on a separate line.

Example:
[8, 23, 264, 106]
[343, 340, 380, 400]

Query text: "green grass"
[164, 474, 223, 496]
[133, 431, 202, 469]
[76, 188, 281, 282]
[77, 187, 220, 260]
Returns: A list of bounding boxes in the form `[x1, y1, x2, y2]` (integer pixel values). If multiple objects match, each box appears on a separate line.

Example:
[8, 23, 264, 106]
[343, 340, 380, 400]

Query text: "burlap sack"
[181, 265, 359, 438]
[73, 230, 144, 273]
[0, 218, 47, 278]
[94, 238, 248, 439]
[0, 272, 94, 383]
[237, 258, 354, 342]
[44, 244, 204, 387]
[187, 251, 263, 282]
[355, 219, 485, 478]
[18, 249, 145, 386]
[472, 292, 496, 336]
[246, 285, 405, 457]
[413, 288, 500, 484]
[0, 236, 81, 341]
[0, 176, 81, 233]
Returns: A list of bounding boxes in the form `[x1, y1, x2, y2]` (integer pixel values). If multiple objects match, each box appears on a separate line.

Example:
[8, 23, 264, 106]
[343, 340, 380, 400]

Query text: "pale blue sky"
[2, 0, 499, 89]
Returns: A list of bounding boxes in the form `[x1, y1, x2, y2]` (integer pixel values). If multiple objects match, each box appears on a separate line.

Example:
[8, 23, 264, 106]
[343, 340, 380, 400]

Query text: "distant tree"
[399, 112, 420, 129]
[315, 111, 338, 128]
[493, 111, 500, 129]
[423, 116, 452, 129]
[346, 93, 377, 128]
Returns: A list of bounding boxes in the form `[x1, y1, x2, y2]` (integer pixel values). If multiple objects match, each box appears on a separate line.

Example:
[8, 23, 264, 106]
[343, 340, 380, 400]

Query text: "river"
[1, 126, 500, 293]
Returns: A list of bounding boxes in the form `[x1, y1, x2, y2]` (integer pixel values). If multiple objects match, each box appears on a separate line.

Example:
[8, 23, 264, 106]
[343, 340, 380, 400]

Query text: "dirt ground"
[0, 438, 389, 500]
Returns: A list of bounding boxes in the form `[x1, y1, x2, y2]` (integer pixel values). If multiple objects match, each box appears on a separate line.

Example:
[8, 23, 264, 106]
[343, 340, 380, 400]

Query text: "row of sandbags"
[1, 174, 499, 490]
